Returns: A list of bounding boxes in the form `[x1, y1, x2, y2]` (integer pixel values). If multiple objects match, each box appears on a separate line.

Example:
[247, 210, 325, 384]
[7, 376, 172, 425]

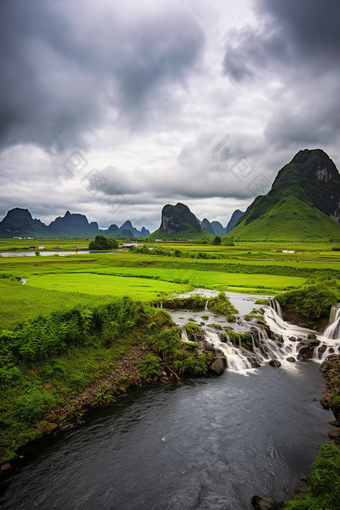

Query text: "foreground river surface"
[0, 363, 331, 510]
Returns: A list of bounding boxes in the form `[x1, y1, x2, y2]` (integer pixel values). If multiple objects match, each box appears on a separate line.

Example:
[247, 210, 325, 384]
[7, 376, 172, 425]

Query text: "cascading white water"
[205, 300, 208, 310]
[203, 329, 253, 373]
[268, 298, 283, 319]
[181, 329, 190, 343]
[324, 305, 340, 339]
[178, 298, 340, 375]
[264, 300, 340, 364]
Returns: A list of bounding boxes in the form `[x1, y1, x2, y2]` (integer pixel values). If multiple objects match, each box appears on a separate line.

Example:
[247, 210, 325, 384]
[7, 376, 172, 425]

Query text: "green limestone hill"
[226, 149, 340, 241]
[211, 221, 226, 236]
[226, 210, 244, 234]
[201, 218, 216, 235]
[148, 203, 214, 240]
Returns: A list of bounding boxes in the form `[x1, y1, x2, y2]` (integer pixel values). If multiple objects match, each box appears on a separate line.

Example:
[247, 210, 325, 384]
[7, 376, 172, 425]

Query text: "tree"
[89, 235, 118, 250]
[213, 236, 222, 245]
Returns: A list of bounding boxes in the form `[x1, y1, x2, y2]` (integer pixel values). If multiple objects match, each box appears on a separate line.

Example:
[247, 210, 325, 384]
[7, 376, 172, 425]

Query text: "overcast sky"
[1, 0, 340, 231]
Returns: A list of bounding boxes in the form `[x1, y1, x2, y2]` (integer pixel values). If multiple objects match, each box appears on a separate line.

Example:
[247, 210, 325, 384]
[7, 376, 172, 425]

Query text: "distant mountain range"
[0, 209, 150, 239]
[147, 203, 243, 240]
[4, 148, 336, 242]
[200, 211, 244, 236]
[148, 203, 212, 240]
[228, 149, 340, 241]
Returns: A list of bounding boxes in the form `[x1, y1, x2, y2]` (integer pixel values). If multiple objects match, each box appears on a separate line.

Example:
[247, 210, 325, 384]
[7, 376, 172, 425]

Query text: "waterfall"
[174, 298, 340, 377]
[181, 329, 190, 343]
[263, 302, 340, 364]
[324, 305, 340, 339]
[204, 329, 253, 373]
[205, 300, 208, 310]
[160, 301, 163, 309]
[268, 299, 283, 319]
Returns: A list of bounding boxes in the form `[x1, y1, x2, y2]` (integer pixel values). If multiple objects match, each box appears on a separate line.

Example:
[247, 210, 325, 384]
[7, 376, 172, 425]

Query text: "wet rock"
[320, 397, 331, 409]
[297, 353, 306, 361]
[0, 463, 12, 472]
[328, 429, 340, 440]
[318, 345, 327, 356]
[308, 333, 317, 340]
[208, 357, 227, 375]
[251, 495, 285, 509]
[59, 423, 74, 432]
[330, 348, 335, 354]
[298, 346, 314, 359]
[289, 336, 297, 342]
[41, 422, 58, 435]
[320, 360, 330, 373]
[269, 360, 281, 368]
[286, 357, 296, 363]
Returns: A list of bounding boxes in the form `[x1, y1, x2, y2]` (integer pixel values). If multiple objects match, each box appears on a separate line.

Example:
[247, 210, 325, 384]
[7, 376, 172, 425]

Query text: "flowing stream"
[0, 291, 337, 510]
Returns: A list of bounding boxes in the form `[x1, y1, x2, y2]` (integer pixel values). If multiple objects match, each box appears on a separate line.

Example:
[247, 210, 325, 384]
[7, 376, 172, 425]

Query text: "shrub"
[285, 444, 340, 510]
[14, 388, 57, 423]
[213, 236, 222, 245]
[89, 235, 118, 250]
[276, 284, 337, 321]
[137, 355, 162, 380]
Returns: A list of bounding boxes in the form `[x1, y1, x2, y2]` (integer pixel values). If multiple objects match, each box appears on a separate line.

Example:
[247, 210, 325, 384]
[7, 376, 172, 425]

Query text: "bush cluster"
[89, 234, 118, 250]
[276, 284, 337, 321]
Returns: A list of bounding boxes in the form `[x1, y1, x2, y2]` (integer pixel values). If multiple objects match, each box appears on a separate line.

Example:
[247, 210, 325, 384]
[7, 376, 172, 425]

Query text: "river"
[0, 293, 335, 510]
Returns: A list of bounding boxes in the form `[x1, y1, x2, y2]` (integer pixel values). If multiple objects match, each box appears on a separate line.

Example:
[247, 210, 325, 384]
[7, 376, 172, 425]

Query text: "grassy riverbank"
[2, 239, 340, 475]
[0, 297, 212, 463]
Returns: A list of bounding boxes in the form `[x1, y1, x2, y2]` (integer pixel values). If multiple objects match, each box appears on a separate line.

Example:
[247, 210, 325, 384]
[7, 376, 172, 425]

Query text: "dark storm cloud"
[222, 0, 340, 150]
[223, 0, 340, 81]
[0, 0, 204, 149]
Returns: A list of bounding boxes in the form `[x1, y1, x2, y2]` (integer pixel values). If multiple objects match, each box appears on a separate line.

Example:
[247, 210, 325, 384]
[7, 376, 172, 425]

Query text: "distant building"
[52, 246, 63, 249]
[270, 249, 277, 252]
[29, 245, 38, 249]
[155, 239, 162, 242]
[282, 250, 295, 253]
[38, 246, 46, 250]
[120, 243, 139, 248]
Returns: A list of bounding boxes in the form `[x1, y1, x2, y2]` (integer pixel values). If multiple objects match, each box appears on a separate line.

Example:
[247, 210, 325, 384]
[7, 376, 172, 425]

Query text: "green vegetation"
[276, 284, 337, 326]
[89, 235, 118, 250]
[254, 299, 269, 305]
[285, 444, 340, 510]
[213, 236, 222, 245]
[139, 326, 210, 380]
[148, 203, 214, 241]
[226, 149, 340, 241]
[0, 297, 212, 462]
[210, 323, 222, 330]
[208, 292, 239, 322]
[224, 331, 252, 350]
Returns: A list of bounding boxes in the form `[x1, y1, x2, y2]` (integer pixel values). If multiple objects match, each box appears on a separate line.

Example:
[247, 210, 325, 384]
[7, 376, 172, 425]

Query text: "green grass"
[228, 196, 340, 241]
[0, 279, 115, 330]
[26, 273, 191, 300]
[1, 240, 340, 331]
[285, 444, 340, 510]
